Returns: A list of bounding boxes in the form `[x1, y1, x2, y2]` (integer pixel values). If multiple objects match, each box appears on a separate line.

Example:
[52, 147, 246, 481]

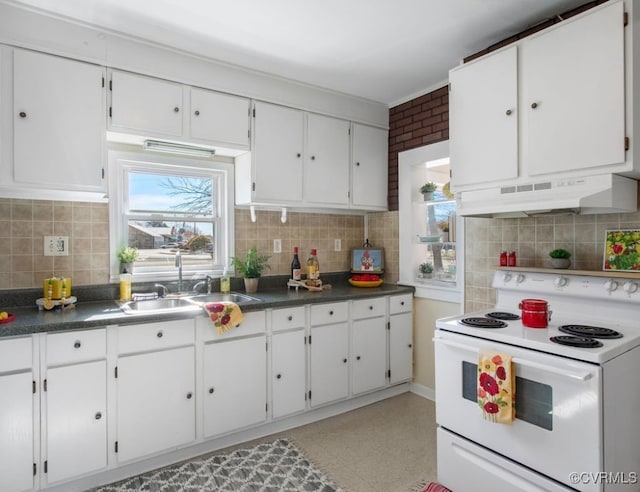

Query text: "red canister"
[519, 299, 551, 328]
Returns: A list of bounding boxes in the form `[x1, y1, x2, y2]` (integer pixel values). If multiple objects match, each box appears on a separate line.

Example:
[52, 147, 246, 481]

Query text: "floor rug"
[91, 438, 342, 492]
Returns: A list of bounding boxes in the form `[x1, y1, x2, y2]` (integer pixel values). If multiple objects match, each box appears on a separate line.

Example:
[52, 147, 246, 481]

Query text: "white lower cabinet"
[271, 329, 306, 419]
[202, 335, 267, 437]
[389, 294, 414, 384]
[309, 302, 350, 407]
[0, 336, 35, 492]
[115, 321, 196, 463]
[351, 298, 387, 395]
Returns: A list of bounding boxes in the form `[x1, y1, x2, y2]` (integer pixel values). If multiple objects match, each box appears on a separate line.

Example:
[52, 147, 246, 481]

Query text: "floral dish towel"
[204, 302, 244, 335]
[478, 351, 515, 424]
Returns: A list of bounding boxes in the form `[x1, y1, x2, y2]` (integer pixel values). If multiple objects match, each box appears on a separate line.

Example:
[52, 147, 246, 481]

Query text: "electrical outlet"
[44, 236, 69, 256]
[273, 239, 282, 253]
[334, 239, 341, 251]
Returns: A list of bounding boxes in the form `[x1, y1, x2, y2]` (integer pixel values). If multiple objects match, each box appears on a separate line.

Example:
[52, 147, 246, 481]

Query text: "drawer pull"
[369, 305, 373, 310]
[287, 315, 293, 321]
[276, 373, 282, 379]
[157, 331, 163, 338]
[19, 111, 27, 118]
[209, 387, 215, 394]
[356, 355, 361, 360]
[95, 412, 102, 420]
[186, 392, 193, 399]
[194, 110, 200, 116]
[343, 358, 347, 363]
[329, 310, 334, 315]
[73, 341, 81, 349]
[174, 106, 180, 112]
[408, 344, 413, 348]
[400, 301, 405, 306]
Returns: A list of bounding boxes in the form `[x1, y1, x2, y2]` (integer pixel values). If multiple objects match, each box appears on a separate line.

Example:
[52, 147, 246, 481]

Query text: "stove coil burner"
[486, 312, 520, 321]
[559, 325, 623, 339]
[550, 335, 604, 348]
[460, 317, 507, 329]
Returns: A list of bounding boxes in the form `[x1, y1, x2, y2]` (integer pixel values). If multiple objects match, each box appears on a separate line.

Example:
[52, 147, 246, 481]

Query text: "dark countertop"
[0, 275, 413, 338]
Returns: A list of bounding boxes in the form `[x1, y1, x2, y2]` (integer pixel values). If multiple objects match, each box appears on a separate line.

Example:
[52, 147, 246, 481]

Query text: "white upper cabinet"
[351, 123, 389, 210]
[449, 47, 518, 190]
[11, 48, 106, 193]
[108, 69, 250, 151]
[305, 113, 350, 206]
[450, 1, 630, 192]
[109, 70, 183, 137]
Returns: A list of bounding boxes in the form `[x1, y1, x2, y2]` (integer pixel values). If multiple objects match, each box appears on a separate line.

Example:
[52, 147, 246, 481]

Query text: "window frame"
[108, 150, 235, 282]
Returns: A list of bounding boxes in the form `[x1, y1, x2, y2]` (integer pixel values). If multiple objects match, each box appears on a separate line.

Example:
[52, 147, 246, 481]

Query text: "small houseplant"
[420, 182, 438, 201]
[438, 220, 450, 242]
[230, 246, 271, 293]
[418, 262, 434, 279]
[549, 248, 571, 269]
[117, 246, 139, 273]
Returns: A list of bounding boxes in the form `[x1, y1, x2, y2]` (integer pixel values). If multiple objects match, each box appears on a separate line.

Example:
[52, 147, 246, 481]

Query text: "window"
[109, 151, 234, 281]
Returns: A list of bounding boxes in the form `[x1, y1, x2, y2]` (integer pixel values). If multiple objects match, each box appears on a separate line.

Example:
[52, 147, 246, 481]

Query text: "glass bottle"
[119, 269, 132, 301]
[291, 246, 302, 281]
[306, 249, 320, 286]
[220, 268, 231, 294]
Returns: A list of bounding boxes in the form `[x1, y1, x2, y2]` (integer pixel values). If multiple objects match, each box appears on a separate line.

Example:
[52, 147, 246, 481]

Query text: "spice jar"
[508, 251, 517, 266]
[499, 251, 508, 266]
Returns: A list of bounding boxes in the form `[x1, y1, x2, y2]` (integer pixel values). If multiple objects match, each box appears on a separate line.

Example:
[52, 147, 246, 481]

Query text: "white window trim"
[108, 150, 235, 283]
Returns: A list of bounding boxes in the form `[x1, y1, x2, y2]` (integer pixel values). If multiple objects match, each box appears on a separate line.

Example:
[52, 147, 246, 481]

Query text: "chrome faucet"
[193, 275, 213, 294]
[175, 251, 183, 293]
[154, 283, 169, 297]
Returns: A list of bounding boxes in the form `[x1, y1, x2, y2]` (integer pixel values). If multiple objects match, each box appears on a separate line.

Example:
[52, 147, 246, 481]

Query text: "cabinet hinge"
[624, 11, 629, 26]
[109, 79, 112, 91]
[304, 392, 307, 401]
[252, 182, 256, 192]
[266, 341, 268, 351]
[32, 380, 36, 394]
[248, 129, 250, 139]
[33, 463, 36, 476]
[252, 108, 256, 117]
[449, 169, 452, 178]
[625, 136, 630, 151]
[265, 402, 268, 412]
[387, 369, 391, 379]
[101, 168, 105, 180]
[115, 366, 118, 379]
[44, 460, 48, 474]
[308, 390, 312, 400]
[109, 106, 112, 118]
[102, 76, 105, 88]
[115, 441, 119, 453]
[308, 335, 312, 344]
[43, 379, 47, 392]
[387, 321, 390, 330]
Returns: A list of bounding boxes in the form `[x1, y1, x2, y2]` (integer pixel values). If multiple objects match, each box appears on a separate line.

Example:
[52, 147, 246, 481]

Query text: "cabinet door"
[449, 46, 518, 190]
[389, 312, 413, 384]
[116, 346, 195, 462]
[190, 88, 249, 148]
[252, 101, 304, 203]
[0, 371, 34, 492]
[522, 2, 624, 177]
[271, 330, 306, 419]
[13, 49, 105, 191]
[203, 336, 266, 437]
[305, 113, 350, 206]
[352, 317, 387, 395]
[45, 360, 107, 484]
[351, 124, 388, 210]
[110, 70, 183, 137]
[309, 322, 349, 407]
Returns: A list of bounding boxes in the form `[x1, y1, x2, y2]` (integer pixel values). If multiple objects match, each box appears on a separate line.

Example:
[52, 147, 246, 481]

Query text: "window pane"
[128, 172, 214, 216]
[128, 220, 215, 267]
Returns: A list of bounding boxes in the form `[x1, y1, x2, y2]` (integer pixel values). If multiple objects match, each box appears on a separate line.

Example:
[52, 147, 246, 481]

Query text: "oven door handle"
[434, 337, 594, 382]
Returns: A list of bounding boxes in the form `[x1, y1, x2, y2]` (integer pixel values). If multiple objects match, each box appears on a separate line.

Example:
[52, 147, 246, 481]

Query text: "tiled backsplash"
[0, 198, 366, 289]
[464, 211, 640, 311]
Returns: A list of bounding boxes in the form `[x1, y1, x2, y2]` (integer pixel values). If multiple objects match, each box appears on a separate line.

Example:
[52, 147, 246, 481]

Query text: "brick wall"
[386, 0, 605, 211]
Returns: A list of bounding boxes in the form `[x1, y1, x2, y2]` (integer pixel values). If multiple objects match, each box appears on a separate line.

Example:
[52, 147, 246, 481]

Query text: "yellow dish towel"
[478, 351, 515, 424]
[204, 302, 244, 335]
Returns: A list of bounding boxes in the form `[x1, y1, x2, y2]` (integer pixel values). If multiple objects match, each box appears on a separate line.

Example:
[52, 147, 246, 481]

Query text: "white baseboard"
[410, 382, 435, 401]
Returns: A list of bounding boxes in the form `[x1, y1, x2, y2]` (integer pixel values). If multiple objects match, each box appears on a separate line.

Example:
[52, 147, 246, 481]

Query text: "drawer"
[310, 301, 348, 325]
[117, 319, 195, 354]
[352, 297, 386, 320]
[198, 310, 265, 342]
[47, 328, 106, 366]
[389, 294, 413, 315]
[272, 306, 305, 332]
[0, 336, 32, 372]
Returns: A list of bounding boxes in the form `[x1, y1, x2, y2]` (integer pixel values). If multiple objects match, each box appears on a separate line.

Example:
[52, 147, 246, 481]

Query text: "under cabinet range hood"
[456, 173, 639, 218]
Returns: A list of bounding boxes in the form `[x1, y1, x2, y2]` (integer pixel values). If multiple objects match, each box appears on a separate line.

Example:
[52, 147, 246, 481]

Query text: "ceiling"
[9, 0, 589, 105]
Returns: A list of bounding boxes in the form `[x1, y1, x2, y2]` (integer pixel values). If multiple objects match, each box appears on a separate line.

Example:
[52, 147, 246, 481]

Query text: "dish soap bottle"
[306, 249, 320, 287]
[119, 269, 132, 301]
[220, 268, 231, 294]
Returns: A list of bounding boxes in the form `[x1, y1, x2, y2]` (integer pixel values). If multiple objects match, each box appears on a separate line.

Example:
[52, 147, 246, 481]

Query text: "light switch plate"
[44, 236, 69, 256]
[334, 239, 341, 251]
[273, 239, 282, 253]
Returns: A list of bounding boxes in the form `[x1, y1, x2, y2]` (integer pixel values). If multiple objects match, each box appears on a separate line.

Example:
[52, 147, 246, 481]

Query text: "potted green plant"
[230, 246, 271, 293]
[438, 220, 450, 242]
[418, 262, 434, 279]
[549, 248, 572, 269]
[420, 182, 438, 201]
[117, 246, 139, 273]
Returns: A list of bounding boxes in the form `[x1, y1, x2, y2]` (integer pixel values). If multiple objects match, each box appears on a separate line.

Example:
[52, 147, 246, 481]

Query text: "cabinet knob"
[19, 111, 27, 118]
[73, 341, 81, 349]
[311, 155, 316, 160]
[287, 315, 293, 321]
[186, 392, 193, 399]
[95, 411, 102, 420]
[296, 153, 301, 158]
[408, 344, 413, 348]
[369, 305, 373, 310]
[505, 109, 512, 116]
[157, 331, 163, 338]
[209, 387, 215, 394]
[174, 106, 180, 112]
[343, 358, 347, 363]
[531, 102, 538, 109]
[400, 301, 405, 306]
[276, 374, 282, 379]
[356, 355, 361, 360]
[329, 310, 334, 315]
[194, 110, 200, 116]
[356, 162, 360, 166]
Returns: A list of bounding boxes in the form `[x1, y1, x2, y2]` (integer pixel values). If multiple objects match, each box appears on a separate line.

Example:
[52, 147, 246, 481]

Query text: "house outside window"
[108, 151, 234, 281]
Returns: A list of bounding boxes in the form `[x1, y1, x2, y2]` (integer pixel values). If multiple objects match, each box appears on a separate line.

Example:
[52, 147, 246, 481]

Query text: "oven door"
[434, 330, 602, 492]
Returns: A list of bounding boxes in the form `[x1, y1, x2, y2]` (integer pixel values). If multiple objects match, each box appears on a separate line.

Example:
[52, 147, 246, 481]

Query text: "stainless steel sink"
[188, 293, 259, 304]
[119, 297, 203, 315]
